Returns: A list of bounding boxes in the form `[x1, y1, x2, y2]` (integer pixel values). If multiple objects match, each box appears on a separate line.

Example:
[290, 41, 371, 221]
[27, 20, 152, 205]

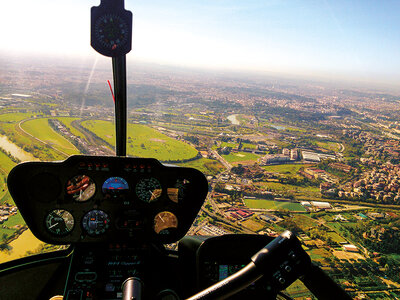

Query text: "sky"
[2, 0, 400, 84]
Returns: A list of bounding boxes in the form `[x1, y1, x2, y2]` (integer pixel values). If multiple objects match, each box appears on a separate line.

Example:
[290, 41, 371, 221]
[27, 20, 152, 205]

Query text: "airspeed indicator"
[45, 209, 74, 236]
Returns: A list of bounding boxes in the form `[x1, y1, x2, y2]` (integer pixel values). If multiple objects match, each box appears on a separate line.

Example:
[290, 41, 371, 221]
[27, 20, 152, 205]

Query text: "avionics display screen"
[218, 264, 246, 281]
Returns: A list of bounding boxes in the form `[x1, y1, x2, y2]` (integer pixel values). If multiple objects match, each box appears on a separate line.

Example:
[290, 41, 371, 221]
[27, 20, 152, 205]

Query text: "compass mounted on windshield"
[91, 0, 132, 57]
[91, 0, 132, 157]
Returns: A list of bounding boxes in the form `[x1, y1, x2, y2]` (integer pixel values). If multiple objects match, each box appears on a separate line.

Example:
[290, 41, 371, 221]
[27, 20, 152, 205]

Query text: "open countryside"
[0, 61, 400, 299]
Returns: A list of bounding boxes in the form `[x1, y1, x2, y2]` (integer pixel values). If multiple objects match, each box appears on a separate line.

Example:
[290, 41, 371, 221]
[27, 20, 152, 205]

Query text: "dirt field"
[332, 250, 365, 261]
[241, 219, 264, 231]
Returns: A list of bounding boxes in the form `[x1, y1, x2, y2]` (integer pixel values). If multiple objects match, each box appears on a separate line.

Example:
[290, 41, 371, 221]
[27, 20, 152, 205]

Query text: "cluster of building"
[338, 163, 400, 204]
[300, 168, 335, 183]
[225, 208, 254, 221]
[301, 150, 336, 162]
[260, 148, 298, 165]
[343, 129, 400, 161]
[300, 201, 332, 211]
[260, 148, 338, 165]
[0, 205, 17, 224]
[196, 224, 230, 236]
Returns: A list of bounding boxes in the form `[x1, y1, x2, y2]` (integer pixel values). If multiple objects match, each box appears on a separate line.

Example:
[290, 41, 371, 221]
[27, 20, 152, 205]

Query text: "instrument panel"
[7, 155, 208, 244]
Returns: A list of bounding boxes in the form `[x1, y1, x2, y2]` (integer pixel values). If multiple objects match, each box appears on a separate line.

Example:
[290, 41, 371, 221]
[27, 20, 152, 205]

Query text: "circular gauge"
[94, 14, 130, 52]
[45, 209, 74, 236]
[136, 178, 162, 203]
[82, 210, 110, 236]
[102, 177, 129, 197]
[167, 179, 190, 203]
[66, 175, 96, 202]
[154, 211, 178, 234]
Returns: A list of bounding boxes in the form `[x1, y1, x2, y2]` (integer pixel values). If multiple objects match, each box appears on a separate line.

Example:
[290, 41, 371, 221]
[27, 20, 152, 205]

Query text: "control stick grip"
[122, 277, 144, 300]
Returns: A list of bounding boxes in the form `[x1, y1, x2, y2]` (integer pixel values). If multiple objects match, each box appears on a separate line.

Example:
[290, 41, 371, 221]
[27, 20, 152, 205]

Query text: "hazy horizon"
[2, 0, 400, 87]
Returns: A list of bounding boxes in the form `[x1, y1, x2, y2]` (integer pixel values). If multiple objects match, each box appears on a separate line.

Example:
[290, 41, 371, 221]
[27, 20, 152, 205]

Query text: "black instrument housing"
[7, 155, 208, 245]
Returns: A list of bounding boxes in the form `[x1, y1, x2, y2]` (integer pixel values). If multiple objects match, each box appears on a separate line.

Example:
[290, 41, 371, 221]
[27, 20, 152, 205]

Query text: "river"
[227, 114, 240, 125]
[0, 135, 38, 161]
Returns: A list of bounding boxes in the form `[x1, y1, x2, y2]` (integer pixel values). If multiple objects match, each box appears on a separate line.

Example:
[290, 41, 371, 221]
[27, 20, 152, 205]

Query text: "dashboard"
[7, 155, 208, 245]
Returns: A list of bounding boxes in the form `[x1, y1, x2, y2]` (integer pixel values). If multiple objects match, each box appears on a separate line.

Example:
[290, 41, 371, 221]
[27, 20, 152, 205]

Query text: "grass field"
[0, 112, 37, 123]
[0, 229, 44, 263]
[0, 151, 16, 204]
[241, 218, 264, 231]
[241, 143, 257, 149]
[21, 118, 79, 156]
[0, 192, 14, 206]
[81, 120, 198, 161]
[0, 149, 17, 174]
[316, 141, 341, 152]
[262, 164, 313, 176]
[308, 248, 332, 263]
[254, 181, 320, 199]
[244, 198, 306, 211]
[0, 227, 17, 240]
[212, 141, 237, 150]
[2, 213, 25, 228]
[285, 280, 313, 298]
[292, 214, 318, 230]
[176, 158, 224, 176]
[327, 231, 347, 244]
[222, 151, 261, 163]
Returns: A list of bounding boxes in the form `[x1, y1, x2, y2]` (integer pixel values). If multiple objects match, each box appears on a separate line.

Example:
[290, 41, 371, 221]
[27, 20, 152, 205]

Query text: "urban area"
[0, 58, 400, 299]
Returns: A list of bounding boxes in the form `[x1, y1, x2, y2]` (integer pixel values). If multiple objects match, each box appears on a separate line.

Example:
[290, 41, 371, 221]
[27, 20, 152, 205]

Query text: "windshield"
[1, 1, 400, 298]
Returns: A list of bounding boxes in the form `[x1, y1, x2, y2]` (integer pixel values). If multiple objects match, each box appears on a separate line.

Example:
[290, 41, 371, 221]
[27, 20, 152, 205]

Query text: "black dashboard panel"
[7, 155, 208, 245]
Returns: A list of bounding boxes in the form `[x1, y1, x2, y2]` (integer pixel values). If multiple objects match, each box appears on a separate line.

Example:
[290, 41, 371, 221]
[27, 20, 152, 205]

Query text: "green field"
[308, 248, 331, 262]
[316, 141, 341, 152]
[0, 112, 38, 123]
[2, 213, 25, 228]
[81, 120, 198, 161]
[241, 143, 257, 149]
[326, 231, 347, 244]
[262, 164, 313, 176]
[176, 158, 224, 176]
[0, 150, 17, 174]
[292, 214, 318, 230]
[222, 151, 261, 163]
[21, 118, 79, 156]
[212, 141, 237, 150]
[255, 181, 320, 199]
[244, 198, 306, 211]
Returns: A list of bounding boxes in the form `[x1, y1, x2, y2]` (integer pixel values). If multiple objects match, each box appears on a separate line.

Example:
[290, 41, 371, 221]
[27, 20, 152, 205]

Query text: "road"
[210, 149, 232, 170]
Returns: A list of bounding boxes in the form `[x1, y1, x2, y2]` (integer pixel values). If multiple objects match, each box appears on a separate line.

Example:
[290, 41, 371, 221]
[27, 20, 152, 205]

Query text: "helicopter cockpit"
[0, 0, 354, 299]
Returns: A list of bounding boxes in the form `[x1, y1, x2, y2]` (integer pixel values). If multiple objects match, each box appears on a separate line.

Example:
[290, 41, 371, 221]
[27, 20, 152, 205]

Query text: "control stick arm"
[187, 231, 351, 300]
